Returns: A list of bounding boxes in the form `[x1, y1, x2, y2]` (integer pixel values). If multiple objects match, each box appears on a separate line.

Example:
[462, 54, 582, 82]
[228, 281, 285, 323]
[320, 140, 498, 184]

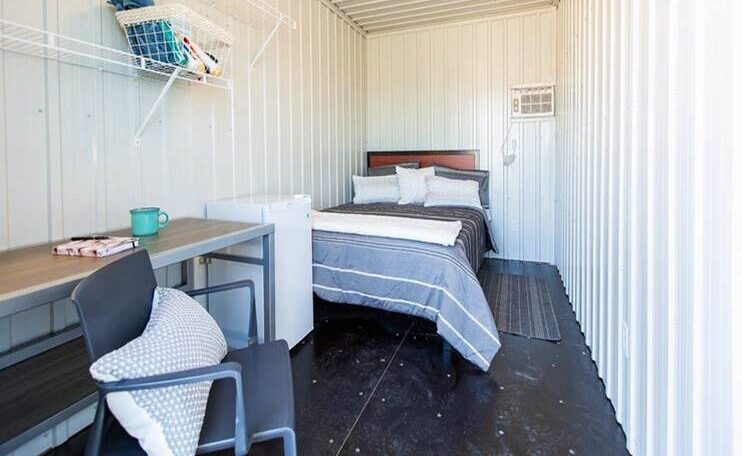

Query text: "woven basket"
[116, 4, 233, 78]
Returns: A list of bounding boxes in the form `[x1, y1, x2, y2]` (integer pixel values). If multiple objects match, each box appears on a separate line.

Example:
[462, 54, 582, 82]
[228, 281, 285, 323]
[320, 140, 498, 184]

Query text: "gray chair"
[71, 249, 296, 456]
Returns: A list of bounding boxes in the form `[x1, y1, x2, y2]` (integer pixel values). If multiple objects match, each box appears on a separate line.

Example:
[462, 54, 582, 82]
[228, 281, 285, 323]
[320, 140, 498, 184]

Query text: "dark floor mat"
[479, 270, 561, 341]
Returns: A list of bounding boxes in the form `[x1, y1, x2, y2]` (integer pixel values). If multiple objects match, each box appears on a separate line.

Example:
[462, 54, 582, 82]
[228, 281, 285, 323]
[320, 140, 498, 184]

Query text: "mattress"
[312, 203, 501, 371]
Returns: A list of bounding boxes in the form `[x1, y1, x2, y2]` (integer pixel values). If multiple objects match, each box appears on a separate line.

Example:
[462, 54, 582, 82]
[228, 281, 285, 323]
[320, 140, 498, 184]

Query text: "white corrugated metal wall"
[735, 26, 742, 450]
[735, 3, 742, 450]
[1, 0, 366, 453]
[555, 0, 740, 454]
[366, 9, 557, 263]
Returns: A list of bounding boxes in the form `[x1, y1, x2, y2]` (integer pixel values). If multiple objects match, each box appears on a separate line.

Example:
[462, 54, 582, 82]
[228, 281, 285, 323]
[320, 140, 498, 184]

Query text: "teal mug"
[130, 207, 169, 236]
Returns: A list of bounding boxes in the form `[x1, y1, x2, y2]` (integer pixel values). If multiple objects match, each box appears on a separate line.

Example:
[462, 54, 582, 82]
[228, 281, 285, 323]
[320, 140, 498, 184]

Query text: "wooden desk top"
[0, 218, 273, 317]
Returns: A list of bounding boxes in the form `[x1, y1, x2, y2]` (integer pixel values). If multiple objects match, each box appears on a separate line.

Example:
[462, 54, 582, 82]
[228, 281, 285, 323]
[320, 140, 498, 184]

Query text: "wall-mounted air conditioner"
[511, 84, 555, 119]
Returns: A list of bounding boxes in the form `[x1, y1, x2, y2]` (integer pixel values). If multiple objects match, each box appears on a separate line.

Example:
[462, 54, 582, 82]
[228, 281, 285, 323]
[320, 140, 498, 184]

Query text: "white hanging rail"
[0, 18, 231, 90]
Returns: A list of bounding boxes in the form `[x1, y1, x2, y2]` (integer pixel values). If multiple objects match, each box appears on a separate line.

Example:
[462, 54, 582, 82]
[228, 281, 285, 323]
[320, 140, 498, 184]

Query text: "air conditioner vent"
[511, 84, 555, 119]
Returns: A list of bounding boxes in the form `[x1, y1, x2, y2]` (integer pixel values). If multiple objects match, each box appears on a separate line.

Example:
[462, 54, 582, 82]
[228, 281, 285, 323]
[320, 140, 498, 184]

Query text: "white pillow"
[424, 175, 482, 209]
[353, 175, 400, 204]
[396, 166, 435, 205]
[90, 287, 228, 456]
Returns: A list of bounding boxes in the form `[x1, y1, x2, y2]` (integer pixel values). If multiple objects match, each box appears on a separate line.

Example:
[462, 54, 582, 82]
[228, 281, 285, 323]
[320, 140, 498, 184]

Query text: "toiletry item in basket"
[180, 34, 223, 77]
[183, 51, 207, 76]
[173, 33, 205, 75]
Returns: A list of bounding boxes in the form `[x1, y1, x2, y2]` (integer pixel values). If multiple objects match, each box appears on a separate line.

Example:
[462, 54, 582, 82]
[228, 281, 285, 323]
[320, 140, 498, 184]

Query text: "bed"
[311, 151, 500, 371]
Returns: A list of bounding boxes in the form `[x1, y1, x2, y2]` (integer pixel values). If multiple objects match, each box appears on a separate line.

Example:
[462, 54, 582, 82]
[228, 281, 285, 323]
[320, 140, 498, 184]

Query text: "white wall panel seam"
[645, 0, 658, 450]
[44, 2, 64, 243]
[287, 0, 295, 196]
[0, 0, 6, 251]
[690, 2, 706, 453]
[276, 2, 283, 196]
[734, 2, 742, 452]
[605, 0, 618, 408]
[597, 0, 609, 382]
[665, 0, 681, 451]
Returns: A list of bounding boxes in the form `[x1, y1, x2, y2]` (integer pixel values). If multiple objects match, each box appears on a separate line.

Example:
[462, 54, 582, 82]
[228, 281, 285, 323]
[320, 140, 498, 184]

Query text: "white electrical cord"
[498, 120, 517, 166]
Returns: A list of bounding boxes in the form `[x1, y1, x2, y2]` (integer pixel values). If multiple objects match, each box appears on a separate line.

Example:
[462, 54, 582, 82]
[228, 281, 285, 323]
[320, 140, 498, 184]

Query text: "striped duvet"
[312, 203, 501, 371]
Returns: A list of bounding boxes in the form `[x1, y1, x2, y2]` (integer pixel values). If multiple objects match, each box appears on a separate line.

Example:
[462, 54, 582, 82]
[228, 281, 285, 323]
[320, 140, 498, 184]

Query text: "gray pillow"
[90, 287, 228, 456]
[434, 166, 489, 208]
[368, 161, 419, 176]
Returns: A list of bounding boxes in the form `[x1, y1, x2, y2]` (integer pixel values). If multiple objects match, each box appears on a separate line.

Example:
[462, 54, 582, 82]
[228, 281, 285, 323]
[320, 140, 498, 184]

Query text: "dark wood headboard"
[367, 150, 479, 171]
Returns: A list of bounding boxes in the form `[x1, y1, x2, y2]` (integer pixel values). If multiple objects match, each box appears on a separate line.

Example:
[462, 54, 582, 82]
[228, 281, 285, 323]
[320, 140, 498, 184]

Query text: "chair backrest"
[71, 249, 158, 363]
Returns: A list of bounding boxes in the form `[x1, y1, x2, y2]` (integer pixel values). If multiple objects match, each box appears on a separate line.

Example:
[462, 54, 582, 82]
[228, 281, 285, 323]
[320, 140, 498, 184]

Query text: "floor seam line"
[335, 321, 413, 456]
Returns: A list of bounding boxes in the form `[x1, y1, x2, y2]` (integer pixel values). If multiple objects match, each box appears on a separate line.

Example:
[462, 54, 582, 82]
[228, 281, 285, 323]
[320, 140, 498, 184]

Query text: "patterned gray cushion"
[367, 161, 419, 176]
[90, 287, 227, 456]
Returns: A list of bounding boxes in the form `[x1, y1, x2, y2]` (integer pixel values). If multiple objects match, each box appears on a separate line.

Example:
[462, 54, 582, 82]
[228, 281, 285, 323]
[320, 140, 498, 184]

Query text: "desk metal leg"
[203, 231, 276, 343]
[262, 232, 276, 342]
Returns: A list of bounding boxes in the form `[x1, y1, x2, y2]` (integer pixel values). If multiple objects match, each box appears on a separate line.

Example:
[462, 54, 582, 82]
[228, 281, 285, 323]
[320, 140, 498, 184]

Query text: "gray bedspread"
[312, 203, 501, 371]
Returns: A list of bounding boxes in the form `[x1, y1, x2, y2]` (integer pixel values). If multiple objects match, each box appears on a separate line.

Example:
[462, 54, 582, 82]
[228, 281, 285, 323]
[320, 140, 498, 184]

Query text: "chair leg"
[233, 438, 248, 456]
[282, 429, 297, 456]
[85, 396, 107, 456]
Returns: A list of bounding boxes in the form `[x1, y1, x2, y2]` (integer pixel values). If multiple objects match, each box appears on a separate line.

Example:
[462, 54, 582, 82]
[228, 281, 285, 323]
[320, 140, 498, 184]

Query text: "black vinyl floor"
[51, 259, 627, 456]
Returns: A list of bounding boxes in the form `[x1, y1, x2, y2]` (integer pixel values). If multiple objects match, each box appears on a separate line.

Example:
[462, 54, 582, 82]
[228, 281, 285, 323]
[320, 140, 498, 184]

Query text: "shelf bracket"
[134, 67, 181, 145]
[250, 17, 283, 69]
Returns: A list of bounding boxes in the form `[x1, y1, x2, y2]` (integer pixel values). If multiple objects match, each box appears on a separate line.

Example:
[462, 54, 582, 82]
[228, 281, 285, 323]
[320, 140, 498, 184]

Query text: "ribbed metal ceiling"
[330, 0, 557, 34]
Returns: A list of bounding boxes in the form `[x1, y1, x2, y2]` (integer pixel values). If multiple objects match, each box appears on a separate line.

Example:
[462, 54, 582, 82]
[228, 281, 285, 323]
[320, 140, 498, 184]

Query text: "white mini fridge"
[206, 194, 313, 349]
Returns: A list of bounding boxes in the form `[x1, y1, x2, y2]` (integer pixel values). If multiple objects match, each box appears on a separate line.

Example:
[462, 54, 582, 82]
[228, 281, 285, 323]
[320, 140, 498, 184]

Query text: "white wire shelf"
[0, 17, 231, 90]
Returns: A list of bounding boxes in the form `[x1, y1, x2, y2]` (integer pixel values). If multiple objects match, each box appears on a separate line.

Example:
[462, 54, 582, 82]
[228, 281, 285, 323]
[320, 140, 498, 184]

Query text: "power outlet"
[621, 321, 630, 360]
